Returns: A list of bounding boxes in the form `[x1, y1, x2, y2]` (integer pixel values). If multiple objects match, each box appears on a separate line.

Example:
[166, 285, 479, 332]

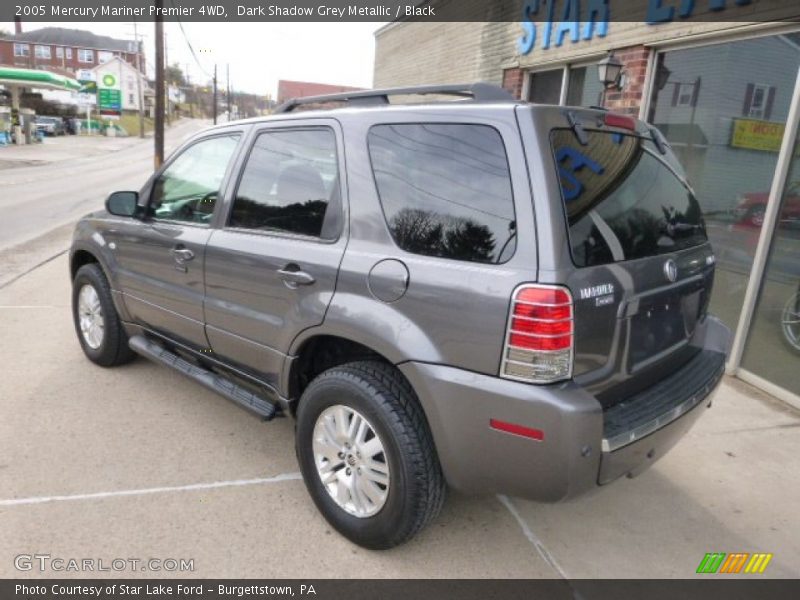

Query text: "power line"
[169, 0, 212, 79]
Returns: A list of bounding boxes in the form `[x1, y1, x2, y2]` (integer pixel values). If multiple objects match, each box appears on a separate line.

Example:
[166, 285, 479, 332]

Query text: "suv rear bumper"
[399, 316, 730, 502]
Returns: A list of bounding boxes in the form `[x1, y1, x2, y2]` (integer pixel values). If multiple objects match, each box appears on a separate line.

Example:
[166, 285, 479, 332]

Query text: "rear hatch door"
[545, 113, 715, 406]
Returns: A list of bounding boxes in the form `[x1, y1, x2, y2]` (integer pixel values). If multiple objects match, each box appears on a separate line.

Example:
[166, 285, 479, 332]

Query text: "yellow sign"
[731, 118, 785, 152]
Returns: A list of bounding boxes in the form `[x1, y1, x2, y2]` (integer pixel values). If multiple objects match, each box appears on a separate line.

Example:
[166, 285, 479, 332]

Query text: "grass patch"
[118, 114, 154, 136]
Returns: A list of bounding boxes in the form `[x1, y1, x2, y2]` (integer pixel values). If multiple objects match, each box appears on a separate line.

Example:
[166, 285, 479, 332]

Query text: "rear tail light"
[500, 284, 573, 384]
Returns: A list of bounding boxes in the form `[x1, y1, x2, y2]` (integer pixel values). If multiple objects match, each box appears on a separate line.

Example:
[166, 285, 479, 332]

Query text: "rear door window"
[368, 123, 517, 264]
[551, 129, 707, 267]
[230, 127, 341, 239]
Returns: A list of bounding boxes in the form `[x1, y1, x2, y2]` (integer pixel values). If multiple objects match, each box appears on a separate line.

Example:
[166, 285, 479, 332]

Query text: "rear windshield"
[550, 128, 707, 268]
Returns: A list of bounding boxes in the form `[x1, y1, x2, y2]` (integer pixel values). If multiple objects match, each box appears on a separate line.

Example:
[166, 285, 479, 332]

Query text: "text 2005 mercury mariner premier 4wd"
[69, 84, 730, 549]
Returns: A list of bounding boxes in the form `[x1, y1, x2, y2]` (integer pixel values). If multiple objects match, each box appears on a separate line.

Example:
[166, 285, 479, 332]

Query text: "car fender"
[283, 291, 444, 393]
[70, 219, 132, 322]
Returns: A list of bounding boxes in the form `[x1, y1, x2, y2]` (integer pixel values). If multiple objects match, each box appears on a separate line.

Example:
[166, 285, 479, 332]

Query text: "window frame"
[34, 45, 51, 59]
[55, 46, 64, 59]
[13, 43, 29, 57]
[675, 82, 696, 107]
[524, 58, 606, 107]
[366, 121, 518, 265]
[77, 48, 94, 63]
[748, 83, 772, 119]
[526, 67, 567, 105]
[224, 123, 345, 244]
[144, 131, 245, 229]
[66, 47, 73, 59]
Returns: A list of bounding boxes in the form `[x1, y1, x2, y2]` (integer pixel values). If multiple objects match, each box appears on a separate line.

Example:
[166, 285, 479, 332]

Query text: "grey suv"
[70, 84, 730, 549]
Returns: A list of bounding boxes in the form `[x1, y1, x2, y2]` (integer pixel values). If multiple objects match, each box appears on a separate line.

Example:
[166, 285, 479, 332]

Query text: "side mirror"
[106, 191, 139, 217]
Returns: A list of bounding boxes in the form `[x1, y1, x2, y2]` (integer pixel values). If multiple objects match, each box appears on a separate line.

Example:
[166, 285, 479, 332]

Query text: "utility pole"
[185, 62, 193, 118]
[212, 64, 218, 125]
[133, 18, 145, 139]
[164, 32, 171, 126]
[154, 1, 165, 168]
[226, 64, 230, 122]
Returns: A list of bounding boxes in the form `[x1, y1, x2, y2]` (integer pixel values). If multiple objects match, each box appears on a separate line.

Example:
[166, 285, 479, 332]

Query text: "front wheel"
[747, 205, 766, 227]
[295, 361, 445, 549]
[72, 263, 135, 367]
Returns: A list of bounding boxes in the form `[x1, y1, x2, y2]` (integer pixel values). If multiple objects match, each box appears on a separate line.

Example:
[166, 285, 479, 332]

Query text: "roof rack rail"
[274, 82, 515, 113]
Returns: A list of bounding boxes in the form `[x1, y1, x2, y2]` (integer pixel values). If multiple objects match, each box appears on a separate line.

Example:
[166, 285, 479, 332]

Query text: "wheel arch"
[70, 247, 101, 280]
[286, 334, 394, 411]
[70, 243, 131, 322]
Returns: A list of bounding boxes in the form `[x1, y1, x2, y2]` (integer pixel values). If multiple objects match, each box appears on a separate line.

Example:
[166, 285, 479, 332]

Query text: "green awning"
[0, 67, 81, 91]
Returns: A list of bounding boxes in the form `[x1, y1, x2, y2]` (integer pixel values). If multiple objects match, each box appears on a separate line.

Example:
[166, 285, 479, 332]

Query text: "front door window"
[149, 134, 240, 225]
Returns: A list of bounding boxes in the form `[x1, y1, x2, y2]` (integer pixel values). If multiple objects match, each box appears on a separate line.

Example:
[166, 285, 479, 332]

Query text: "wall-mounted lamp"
[597, 53, 624, 107]
[597, 53, 624, 89]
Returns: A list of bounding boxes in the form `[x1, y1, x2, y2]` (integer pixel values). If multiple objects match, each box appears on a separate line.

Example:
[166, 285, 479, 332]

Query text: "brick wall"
[602, 45, 650, 115]
[502, 68, 524, 100]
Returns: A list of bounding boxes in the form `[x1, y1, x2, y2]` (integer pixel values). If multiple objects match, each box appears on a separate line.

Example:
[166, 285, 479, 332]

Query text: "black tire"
[295, 361, 446, 549]
[72, 263, 136, 367]
[746, 204, 766, 227]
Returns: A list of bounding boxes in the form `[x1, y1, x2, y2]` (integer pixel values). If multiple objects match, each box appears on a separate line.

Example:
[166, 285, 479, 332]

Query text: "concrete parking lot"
[1, 253, 798, 579]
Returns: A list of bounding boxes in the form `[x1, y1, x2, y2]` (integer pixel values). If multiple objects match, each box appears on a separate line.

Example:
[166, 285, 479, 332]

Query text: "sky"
[2, 21, 383, 97]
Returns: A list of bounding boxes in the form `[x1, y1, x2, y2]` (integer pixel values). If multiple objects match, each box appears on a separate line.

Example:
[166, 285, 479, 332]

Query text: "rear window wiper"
[565, 111, 588, 146]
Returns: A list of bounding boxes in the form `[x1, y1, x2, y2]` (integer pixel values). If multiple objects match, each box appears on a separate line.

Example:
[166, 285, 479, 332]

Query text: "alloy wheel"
[781, 291, 800, 351]
[78, 284, 105, 350]
[312, 404, 390, 518]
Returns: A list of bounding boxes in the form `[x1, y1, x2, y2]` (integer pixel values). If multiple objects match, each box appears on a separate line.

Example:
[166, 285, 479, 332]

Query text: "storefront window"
[528, 64, 606, 108]
[647, 33, 800, 333]
[528, 69, 562, 104]
[740, 129, 800, 396]
[566, 64, 604, 107]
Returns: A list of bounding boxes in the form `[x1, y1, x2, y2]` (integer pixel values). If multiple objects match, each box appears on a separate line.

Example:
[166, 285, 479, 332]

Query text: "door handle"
[171, 246, 195, 265]
[277, 265, 315, 288]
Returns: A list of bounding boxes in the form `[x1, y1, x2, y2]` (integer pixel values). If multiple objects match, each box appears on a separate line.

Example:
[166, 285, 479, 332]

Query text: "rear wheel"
[72, 263, 135, 367]
[781, 291, 800, 354]
[295, 361, 445, 549]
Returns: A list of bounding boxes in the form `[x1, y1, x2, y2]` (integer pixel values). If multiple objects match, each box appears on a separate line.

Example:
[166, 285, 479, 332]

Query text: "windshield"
[550, 128, 707, 268]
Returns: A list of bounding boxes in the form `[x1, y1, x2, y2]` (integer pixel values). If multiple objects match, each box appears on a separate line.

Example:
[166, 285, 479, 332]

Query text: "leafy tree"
[166, 63, 186, 87]
[443, 220, 496, 262]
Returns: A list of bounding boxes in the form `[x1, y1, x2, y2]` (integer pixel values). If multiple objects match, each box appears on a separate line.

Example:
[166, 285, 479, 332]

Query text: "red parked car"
[733, 181, 800, 227]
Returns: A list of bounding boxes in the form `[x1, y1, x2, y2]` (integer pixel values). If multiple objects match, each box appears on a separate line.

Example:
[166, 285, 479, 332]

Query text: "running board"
[128, 335, 278, 421]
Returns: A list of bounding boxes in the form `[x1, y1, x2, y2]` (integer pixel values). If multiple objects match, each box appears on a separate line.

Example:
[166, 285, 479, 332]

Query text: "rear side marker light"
[501, 284, 574, 384]
[490, 419, 544, 442]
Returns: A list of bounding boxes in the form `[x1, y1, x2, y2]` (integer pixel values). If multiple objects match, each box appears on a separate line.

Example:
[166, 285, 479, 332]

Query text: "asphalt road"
[0, 119, 207, 253]
[0, 254, 798, 578]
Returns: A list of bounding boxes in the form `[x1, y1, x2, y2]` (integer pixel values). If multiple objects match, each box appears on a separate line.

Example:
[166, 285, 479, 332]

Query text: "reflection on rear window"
[368, 123, 517, 264]
[551, 129, 707, 267]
